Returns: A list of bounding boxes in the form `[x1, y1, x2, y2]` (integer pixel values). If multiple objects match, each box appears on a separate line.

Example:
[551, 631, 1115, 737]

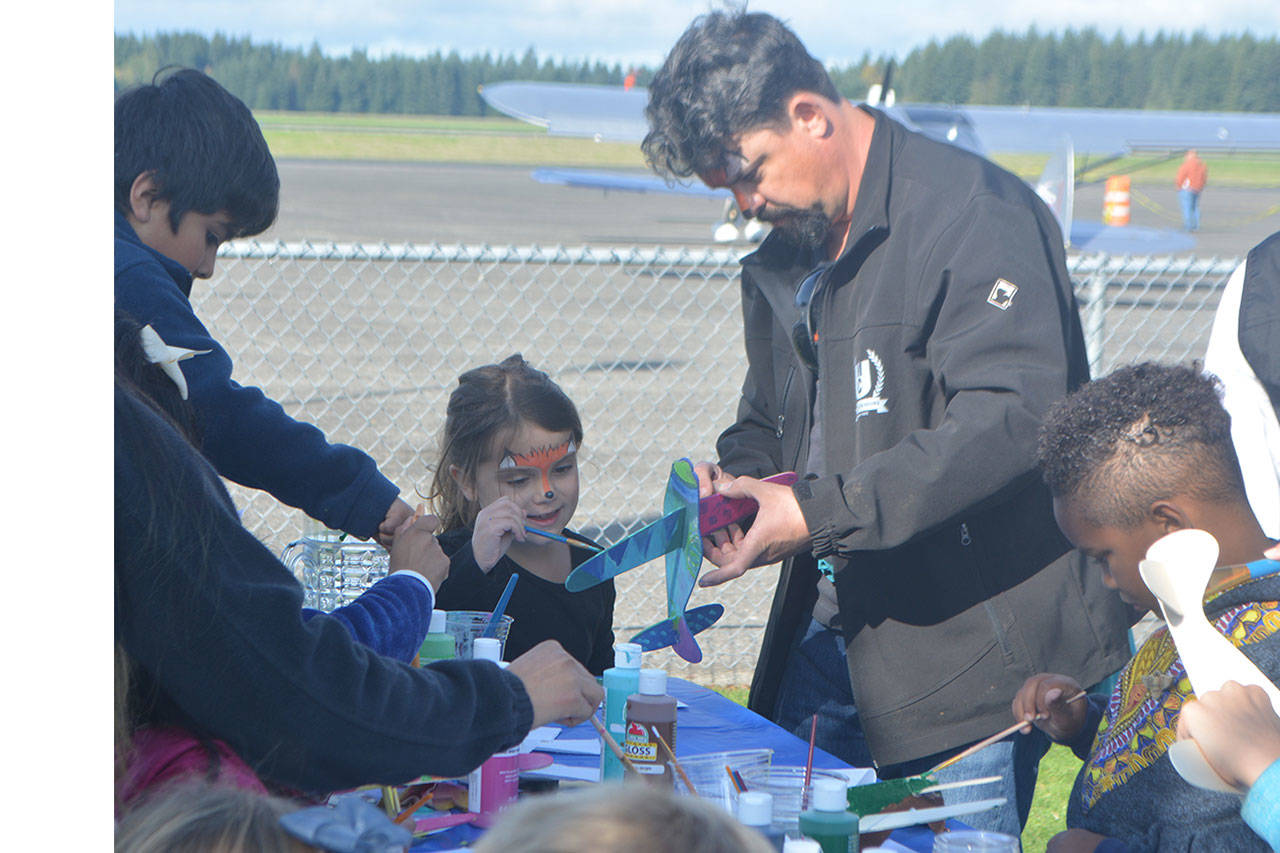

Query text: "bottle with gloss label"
[623, 668, 676, 787]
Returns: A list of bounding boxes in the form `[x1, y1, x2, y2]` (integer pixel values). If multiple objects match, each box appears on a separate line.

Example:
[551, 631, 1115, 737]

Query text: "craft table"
[409, 677, 946, 852]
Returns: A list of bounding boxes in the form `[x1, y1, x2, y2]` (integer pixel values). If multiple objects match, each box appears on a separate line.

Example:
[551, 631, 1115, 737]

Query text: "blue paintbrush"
[524, 525, 602, 551]
[482, 574, 519, 638]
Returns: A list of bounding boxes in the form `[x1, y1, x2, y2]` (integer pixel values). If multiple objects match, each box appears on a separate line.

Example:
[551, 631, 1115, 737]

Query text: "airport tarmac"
[261, 159, 1278, 258]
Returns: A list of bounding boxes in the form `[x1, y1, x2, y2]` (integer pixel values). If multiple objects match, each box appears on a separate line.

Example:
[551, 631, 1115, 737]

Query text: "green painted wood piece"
[845, 774, 935, 816]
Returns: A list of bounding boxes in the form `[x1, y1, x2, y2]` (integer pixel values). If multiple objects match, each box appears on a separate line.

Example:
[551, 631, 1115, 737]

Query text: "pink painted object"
[698, 472, 798, 535]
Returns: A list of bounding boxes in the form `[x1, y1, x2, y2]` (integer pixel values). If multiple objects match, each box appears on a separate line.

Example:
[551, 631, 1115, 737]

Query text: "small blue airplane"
[566, 459, 795, 663]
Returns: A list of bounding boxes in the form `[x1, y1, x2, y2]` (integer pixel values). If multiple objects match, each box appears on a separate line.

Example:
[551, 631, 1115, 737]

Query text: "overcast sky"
[114, 0, 1280, 68]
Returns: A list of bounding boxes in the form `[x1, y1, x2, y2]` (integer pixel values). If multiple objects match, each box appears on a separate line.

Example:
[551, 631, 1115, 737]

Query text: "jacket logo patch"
[987, 278, 1018, 310]
[855, 349, 889, 420]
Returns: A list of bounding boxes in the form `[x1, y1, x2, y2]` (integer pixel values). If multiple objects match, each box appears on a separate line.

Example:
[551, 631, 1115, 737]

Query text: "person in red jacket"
[1175, 149, 1208, 231]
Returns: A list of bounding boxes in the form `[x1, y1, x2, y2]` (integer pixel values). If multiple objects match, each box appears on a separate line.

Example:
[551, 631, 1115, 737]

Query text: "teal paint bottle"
[599, 642, 643, 781]
[798, 778, 858, 853]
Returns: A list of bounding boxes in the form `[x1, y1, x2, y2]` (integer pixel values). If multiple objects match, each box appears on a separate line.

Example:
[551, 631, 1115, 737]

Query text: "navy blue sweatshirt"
[114, 211, 398, 539]
[116, 382, 533, 793]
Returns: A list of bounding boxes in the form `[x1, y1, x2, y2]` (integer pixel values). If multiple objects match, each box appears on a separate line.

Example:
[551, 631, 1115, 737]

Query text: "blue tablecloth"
[409, 677, 943, 851]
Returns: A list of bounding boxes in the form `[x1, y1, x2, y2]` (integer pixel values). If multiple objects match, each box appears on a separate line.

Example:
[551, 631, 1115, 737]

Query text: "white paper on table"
[537, 738, 601, 755]
[831, 766, 878, 787]
[523, 762, 601, 782]
[519, 726, 561, 750]
[518, 725, 602, 755]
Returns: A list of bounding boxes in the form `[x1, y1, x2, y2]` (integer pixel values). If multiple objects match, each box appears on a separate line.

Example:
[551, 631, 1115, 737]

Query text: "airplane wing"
[480, 81, 649, 141]
[482, 80, 1280, 155]
[629, 602, 724, 660]
[532, 167, 728, 198]
[564, 509, 684, 592]
[956, 104, 1280, 155]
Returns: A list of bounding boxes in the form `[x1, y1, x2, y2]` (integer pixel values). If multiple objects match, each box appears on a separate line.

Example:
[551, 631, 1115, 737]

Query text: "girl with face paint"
[428, 356, 616, 675]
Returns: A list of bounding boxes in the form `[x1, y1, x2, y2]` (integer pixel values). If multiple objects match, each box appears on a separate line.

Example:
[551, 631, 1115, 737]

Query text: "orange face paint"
[499, 440, 576, 496]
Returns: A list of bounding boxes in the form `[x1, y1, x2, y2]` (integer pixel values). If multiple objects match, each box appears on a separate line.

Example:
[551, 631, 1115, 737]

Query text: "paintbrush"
[649, 725, 698, 796]
[803, 713, 818, 787]
[523, 525, 603, 551]
[394, 791, 433, 825]
[590, 713, 639, 774]
[930, 690, 1088, 773]
[481, 573, 519, 638]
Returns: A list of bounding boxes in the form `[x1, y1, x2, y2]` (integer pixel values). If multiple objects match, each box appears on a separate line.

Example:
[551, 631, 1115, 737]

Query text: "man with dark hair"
[115, 68, 413, 544]
[644, 11, 1131, 834]
[1016, 362, 1277, 851]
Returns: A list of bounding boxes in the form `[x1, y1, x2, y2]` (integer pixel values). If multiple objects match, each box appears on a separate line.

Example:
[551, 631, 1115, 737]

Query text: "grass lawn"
[710, 685, 1080, 851]
[255, 110, 1280, 187]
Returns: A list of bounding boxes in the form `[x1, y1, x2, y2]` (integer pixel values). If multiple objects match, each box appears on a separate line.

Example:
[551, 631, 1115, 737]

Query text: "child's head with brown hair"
[1037, 361, 1269, 612]
[430, 355, 583, 535]
[472, 783, 775, 853]
[115, 782, 313, 853]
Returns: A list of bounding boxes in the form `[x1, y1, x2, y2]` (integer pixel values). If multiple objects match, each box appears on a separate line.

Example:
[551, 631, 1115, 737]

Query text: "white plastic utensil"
[1138, 529, 1280, 794]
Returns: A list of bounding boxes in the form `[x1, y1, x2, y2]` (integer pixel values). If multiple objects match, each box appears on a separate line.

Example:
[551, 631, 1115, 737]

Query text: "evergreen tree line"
[116, 28, 1280, 115]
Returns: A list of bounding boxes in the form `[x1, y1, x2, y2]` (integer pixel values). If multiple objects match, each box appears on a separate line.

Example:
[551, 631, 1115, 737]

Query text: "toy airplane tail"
[629, 603, 724, 663]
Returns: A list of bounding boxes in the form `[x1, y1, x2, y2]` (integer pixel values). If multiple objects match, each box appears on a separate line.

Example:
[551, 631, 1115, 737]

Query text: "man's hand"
[472, 497, 527, 572]
[1046, 828, 1109, 853]
[1177, 681, 1280, 790]
[388, 510, 449, 590]
[697, 475, 810, 587]
[693, 461, 745, 557]
[376, 498, 414, 549]
[507, 640, 605, 728]
[1011, 673, 1087, 742]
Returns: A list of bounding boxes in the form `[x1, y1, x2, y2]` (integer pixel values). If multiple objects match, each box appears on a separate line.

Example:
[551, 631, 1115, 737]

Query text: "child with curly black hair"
[1015, 362, 1278, 852]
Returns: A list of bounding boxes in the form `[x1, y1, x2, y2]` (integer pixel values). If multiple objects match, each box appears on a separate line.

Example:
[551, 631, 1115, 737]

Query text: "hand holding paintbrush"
[1010, 674, 1093, 744]
[931, 688, 1087, 775]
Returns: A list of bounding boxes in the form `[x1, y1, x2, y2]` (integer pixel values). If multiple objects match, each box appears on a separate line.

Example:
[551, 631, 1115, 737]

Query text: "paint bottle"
[623, 667, 677, 787]
[468, 637, 519, 826]
[797, 778, 858, 853]
[417, 609, 454, 667]
[737, 791, 788, 851]
[600, 642, 643, 781]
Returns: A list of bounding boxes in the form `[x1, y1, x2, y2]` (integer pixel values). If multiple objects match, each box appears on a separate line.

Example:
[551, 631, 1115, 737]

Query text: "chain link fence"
[200, 242, 1239, 686]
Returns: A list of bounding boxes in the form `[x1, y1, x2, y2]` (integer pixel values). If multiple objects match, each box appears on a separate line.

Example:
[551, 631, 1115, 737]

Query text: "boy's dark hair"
[115, 68, 279, 237]
[429, 355, 583, 532]
[1037, 362, 1248, 527]
[642, 10, 840, 180]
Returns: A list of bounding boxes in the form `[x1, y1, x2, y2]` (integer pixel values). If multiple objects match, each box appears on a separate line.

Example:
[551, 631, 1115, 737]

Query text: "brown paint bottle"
[623, 668, 677, 787]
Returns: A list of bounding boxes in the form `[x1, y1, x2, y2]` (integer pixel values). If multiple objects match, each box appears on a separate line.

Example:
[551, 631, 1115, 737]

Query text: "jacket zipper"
[959, 523, 972, 546]
[776, 366, 796, 439]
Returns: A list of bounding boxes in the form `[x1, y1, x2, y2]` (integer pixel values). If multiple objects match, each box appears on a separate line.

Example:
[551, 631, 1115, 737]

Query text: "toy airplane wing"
[630, 603, 724, 660]
[564, 509, 684, 592]
[566, 465, 797, 593]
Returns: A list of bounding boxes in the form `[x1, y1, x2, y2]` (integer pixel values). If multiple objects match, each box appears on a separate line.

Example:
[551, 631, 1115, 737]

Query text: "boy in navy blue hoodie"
[115, 69, 411, 543]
